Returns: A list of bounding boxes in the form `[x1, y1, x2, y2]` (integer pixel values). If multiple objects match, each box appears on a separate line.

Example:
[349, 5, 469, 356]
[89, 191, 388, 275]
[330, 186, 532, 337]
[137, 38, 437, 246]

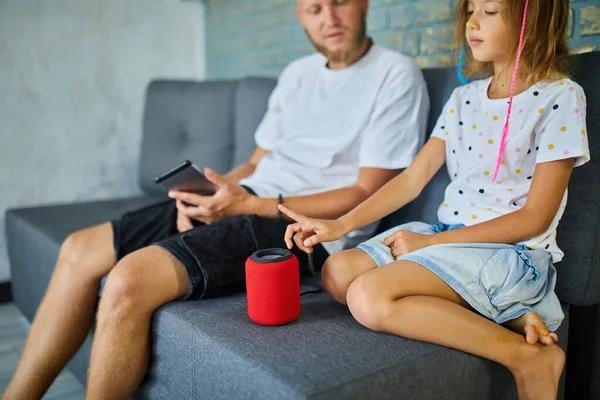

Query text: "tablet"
[154, 160, 216, 196]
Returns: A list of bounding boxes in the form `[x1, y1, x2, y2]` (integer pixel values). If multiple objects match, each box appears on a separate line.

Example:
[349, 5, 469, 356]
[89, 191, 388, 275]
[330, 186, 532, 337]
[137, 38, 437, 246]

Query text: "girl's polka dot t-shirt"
[431, 77, 590, 262]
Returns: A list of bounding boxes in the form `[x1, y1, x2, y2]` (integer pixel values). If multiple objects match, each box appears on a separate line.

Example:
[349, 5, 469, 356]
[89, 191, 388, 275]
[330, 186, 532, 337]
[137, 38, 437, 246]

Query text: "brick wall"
[206, 0, 600, 79]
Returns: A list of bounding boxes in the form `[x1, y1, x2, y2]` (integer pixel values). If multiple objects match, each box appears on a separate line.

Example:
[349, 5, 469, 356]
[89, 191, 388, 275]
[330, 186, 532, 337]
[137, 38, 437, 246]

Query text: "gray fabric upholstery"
[139, 80, 238, 195]
[133, 292, 569, 400]
[553, 51, 600, 306]
[6, 53, 599, 398]
[594, 305, 600, 400]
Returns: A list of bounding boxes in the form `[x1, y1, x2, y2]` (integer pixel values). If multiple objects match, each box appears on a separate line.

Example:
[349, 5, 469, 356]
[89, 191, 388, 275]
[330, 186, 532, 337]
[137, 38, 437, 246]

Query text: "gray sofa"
[6, 51, 599, 399]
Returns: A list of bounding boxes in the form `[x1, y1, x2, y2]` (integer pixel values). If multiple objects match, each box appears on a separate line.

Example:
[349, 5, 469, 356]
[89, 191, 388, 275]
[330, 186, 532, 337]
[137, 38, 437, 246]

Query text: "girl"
[278, 0, 590, 398]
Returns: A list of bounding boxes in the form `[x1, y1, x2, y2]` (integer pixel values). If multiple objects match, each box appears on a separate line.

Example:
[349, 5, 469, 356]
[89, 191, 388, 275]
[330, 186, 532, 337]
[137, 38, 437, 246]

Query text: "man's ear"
[296, 1, 304, 26]
[361, 0, 369, 13]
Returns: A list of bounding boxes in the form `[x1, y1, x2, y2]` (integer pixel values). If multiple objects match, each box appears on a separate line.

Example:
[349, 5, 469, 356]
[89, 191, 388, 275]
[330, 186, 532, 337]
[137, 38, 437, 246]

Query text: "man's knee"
[321, 252, 356, 304]
[60, 230, 90, 265]
[98, 247, 188, 325]
[58, 224, 115, 280]
[97, 261, 141, 325]
[58, 230, 99, 278]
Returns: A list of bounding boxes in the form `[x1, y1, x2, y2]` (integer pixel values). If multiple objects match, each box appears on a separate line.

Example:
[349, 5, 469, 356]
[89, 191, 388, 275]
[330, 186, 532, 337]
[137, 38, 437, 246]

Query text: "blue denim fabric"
[357, 221, 564, 331]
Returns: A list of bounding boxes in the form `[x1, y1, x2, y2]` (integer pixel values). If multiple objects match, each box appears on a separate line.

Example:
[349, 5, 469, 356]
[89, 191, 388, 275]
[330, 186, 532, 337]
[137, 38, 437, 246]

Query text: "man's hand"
[169, 168, 253, 225]
[176, 204, 195, 232]
[383, 230, 436, 259]
[278, 205, 351, 254]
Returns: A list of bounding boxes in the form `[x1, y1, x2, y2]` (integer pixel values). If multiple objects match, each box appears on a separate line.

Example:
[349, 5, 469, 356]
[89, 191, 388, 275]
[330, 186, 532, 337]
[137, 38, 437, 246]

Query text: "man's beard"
[305, 12, 367, 65]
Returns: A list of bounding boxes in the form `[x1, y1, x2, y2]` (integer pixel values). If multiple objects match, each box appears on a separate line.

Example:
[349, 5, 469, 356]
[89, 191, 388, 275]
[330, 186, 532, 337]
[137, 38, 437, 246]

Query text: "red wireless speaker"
[245, 248, 300, 326]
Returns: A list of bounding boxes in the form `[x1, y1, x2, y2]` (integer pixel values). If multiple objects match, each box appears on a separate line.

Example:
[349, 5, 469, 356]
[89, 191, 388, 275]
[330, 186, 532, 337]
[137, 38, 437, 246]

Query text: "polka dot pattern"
[430, 77, 590, 260]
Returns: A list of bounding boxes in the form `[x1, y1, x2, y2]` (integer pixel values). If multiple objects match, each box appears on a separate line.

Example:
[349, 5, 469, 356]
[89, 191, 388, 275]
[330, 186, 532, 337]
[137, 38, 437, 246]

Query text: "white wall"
[0, 0, 206, 282]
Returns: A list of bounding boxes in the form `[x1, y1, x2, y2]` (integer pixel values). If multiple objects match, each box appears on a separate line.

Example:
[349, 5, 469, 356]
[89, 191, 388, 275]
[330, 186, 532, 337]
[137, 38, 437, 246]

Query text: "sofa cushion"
[4, 189, 570, 399]
[139, 80, 238, 195]
[553, 51, 600, 306]
[135, 290, 569, 400]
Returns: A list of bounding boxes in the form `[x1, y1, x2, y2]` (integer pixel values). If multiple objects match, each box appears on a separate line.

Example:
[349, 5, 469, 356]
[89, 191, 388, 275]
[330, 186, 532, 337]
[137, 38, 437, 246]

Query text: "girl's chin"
[469, 47, 501, 64]
[470, 53, 494, 63]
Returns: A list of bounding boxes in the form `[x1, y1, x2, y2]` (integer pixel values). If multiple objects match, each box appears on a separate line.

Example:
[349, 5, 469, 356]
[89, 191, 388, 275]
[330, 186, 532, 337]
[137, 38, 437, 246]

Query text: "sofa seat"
[6, 198, 569, 399]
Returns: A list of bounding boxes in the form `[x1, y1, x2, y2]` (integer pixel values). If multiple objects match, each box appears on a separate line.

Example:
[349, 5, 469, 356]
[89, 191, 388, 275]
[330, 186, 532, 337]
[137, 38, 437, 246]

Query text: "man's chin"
[307, 34, 366, 64]
[324, 48, 350, 58]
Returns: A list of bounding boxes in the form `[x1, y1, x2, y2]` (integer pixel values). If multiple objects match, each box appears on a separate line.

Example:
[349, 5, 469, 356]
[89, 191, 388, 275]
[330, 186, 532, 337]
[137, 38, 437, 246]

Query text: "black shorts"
[110, 198, 329, 300]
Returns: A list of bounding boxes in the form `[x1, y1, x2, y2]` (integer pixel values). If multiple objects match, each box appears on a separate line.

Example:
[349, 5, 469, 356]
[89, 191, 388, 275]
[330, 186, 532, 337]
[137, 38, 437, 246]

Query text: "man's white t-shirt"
[431, 78, 590, 262]
[240, 44, 429, 254]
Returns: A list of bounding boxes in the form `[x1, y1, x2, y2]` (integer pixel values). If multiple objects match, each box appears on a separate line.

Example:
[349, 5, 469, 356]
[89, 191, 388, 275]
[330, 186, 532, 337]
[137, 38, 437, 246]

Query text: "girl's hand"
[278, 205, 350, 254]
[383, 230, 437, 259]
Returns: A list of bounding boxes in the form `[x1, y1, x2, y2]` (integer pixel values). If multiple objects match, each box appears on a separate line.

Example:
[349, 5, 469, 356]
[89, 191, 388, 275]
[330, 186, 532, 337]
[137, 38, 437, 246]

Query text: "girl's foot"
[511, 344, 565, 400]
[505, 312, 558, 345]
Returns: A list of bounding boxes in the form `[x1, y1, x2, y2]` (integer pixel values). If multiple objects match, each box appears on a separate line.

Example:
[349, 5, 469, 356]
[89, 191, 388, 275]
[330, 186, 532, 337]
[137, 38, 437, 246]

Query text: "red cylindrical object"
[245, 249, 300, 326]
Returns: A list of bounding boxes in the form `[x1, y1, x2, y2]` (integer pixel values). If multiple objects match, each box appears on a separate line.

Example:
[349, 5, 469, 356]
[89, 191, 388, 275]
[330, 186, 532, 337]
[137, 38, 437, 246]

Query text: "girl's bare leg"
[346, 260, 565, 400]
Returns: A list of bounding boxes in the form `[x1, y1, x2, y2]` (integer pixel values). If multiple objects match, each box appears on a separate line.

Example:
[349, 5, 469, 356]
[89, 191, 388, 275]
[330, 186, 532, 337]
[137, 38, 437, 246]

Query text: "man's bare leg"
[86, 246, 191, 400]
[2, 223, 116, 400]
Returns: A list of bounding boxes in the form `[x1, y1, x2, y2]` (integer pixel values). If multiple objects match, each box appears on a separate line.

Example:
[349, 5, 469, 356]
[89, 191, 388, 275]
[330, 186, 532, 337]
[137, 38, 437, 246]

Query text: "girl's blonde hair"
[456, 0, 570, 85]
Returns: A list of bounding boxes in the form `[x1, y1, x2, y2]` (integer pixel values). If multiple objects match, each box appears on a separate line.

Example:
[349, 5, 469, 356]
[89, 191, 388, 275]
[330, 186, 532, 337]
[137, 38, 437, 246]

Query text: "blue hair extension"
[457, 44, 471, 85]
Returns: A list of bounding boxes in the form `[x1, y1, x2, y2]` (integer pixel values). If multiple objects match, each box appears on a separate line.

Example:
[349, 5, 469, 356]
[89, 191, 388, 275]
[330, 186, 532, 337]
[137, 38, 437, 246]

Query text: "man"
[3, 1, 428, 399]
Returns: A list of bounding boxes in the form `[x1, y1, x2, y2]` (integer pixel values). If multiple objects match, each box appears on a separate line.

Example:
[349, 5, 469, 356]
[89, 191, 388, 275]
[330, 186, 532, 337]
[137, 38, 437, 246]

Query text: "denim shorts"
[357, 221, 564, 331]
[111, 197, 329, 300]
